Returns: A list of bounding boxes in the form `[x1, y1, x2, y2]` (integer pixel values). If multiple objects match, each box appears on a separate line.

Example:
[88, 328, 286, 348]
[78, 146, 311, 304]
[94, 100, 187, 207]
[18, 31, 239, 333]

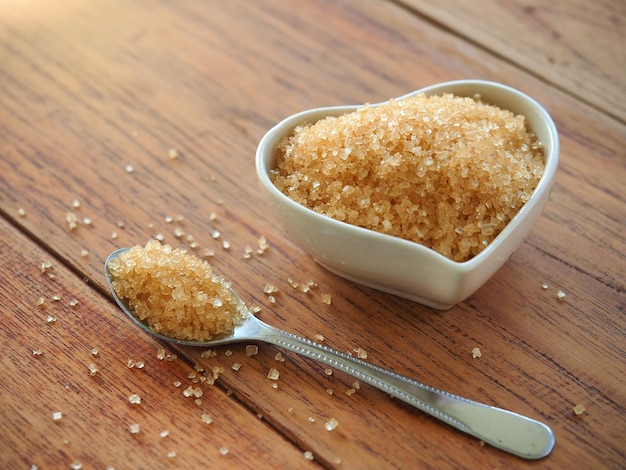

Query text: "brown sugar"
[272, 93, 545, 262]
[108, 240, 245, 341]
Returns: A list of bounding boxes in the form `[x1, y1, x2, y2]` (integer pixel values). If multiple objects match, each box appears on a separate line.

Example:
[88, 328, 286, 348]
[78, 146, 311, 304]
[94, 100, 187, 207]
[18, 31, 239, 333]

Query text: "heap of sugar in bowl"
[108, 240, 245, 341]
[271, 93, 545, 262]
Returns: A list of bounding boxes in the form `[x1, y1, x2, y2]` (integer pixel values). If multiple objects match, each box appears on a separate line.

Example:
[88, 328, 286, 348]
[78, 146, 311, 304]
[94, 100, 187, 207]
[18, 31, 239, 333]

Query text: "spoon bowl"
[105, 247, 555, 460]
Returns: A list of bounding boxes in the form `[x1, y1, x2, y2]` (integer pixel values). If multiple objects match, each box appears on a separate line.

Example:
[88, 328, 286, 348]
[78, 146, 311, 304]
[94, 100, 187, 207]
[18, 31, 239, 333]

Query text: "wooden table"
[1, 1, 624, 468]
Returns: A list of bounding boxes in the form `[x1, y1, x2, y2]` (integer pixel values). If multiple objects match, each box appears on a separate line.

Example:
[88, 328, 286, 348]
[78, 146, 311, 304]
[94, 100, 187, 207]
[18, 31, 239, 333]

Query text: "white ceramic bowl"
[255, 80, 559, 309]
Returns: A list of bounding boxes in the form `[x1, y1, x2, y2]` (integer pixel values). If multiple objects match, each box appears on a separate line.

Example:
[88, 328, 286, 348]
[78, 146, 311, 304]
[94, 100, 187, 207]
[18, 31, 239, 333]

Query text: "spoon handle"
[258, 322, 554, 460]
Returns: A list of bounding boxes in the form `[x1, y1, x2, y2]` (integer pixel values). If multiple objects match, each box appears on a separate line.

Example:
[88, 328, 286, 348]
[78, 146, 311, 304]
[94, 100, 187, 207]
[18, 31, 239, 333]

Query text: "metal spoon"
[105, 247, 554, 460]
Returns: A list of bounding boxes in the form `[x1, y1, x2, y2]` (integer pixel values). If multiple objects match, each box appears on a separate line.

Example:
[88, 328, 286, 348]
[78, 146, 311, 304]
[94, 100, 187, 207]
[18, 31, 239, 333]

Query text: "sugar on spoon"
[105, 246, 554, 460]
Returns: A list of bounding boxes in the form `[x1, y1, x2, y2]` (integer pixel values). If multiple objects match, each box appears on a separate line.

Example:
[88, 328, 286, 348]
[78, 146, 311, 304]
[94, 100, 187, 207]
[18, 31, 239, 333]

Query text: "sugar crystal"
[128, 394, 141, 404]
[324, 418, 339, 431]
[272, 94, 544, 261]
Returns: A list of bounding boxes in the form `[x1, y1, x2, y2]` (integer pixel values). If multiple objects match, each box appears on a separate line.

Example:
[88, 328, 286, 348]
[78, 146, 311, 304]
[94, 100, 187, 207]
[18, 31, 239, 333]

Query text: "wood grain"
[398, 0, 626, 123]
[0, 0, 624, 468]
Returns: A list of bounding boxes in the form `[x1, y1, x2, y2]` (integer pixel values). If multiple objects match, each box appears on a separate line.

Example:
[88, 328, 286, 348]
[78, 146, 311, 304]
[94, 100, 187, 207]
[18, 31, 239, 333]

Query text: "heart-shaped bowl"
[255, 80, 559, 309]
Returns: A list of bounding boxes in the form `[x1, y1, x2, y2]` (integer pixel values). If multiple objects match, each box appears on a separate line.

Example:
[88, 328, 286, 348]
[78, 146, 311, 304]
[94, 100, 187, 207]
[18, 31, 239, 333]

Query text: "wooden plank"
[397, 0, 626, 122]
[0, 0, 624, 468]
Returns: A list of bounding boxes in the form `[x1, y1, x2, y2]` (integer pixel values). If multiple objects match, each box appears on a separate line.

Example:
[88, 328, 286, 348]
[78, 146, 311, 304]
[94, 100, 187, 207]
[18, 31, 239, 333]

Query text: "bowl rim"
[255, 79, 559, 271]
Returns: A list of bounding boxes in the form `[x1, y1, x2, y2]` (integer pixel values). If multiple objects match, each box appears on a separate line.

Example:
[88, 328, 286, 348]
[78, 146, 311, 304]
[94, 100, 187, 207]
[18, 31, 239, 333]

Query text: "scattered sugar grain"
[69, 299, 79, 307]
[324, 418, 339, 431]
[557, 290, 567, 301]
[324, 368, 333, 376]
[541, 283, 549, 290]
[352, 380, 360, 389]
[472, 347, 482, 359]
[88, 363, 99, 376]
[71, 462, 83, 470]
[160, 429, 170, 438]
[46, 315, 56, 323]
[201, 413, 213, 424]
[66, 212, 77, 231]
[257, 235, 269, 254]
[17, 208, 26, 217]
[91, 348, 99, 356]
[272, 93, 544, 261]
[36, 297, 45, 306]
[249, 304, 262, 314]
[308, 417, 316, 423]
[321, 293, 332, 305]
[125, 164, 134, 173]
[128, 394, 141, 405]
[52, 411, 63, 421]
[274, 352, 285, 362]
[573, 404, 586, 415]
[219, 447, 229, 456]
[167, 451, 176, 459]
[32, 349, 43, 356]
[82, 217, 92, 226]
[157, 348, 177, 361]
[246, 345, 259, 357]
[264, 284, 279, 294]
[304, 451, 314, 461]
[231, 362, 241, 371]
[168, 148, 179, 159]
[129, 423, 141, 434]
[314, 334, 325, 342]
[267, 368, 280, 380]
[354, 347, 368, 359]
